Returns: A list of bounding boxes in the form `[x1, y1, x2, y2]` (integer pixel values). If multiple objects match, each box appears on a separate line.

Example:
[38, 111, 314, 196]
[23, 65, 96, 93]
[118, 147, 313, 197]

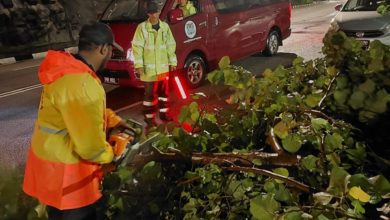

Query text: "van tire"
[263, 30, 279, 56]
[183, 55, 206, 89]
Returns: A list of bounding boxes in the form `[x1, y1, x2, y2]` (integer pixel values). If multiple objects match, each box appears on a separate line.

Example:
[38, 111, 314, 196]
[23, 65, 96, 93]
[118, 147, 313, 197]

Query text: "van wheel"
[183, 55, 206, 88]
[263, 30, 280, 56]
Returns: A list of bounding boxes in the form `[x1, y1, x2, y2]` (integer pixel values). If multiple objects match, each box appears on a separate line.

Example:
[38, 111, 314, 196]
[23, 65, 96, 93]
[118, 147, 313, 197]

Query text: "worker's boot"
[160, 113, 173, 122]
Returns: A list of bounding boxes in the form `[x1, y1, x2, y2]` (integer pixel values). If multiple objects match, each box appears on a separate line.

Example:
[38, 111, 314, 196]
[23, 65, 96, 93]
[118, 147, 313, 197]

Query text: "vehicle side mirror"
[168, 8, 184, 24]
[335, 4, 342, 11]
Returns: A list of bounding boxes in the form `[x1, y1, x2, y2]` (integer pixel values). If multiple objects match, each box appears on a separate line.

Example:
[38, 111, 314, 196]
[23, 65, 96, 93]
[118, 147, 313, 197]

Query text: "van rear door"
[208, 0, 247, 61]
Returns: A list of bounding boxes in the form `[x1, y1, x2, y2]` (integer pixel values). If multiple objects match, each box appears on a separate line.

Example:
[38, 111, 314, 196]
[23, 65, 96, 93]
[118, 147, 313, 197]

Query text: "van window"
[101, 0, 167, 22]
[212, 0, 247, 13]
[343, 0, 390, 11]
[172, 0, 200, 15]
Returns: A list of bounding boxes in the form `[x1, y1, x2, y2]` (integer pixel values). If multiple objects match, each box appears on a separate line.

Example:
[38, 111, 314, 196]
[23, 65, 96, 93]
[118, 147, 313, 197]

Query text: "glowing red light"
[174, 76, 187, 100]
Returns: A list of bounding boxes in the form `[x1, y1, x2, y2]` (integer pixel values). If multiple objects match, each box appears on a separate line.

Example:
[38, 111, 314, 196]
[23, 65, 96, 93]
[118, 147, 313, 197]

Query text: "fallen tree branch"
[224, 166, 311, 193]
[304, 109, 335, 124]
[318, 71, 340, 108]
[267, 127, 285, 155]
[130, 146, 300, 171]
[128, 146, 309, 192]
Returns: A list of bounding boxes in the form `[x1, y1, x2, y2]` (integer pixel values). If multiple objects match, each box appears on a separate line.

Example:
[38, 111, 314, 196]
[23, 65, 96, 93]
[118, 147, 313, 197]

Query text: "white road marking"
[115, 101, 143, 113]
[0, 84, 143, 114]
[0, 84, 42, 98]
[13, 64, 40, 71]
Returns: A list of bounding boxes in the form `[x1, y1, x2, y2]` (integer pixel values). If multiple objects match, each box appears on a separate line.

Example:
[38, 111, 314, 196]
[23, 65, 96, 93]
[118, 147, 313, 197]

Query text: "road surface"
[0, 1, 342, 169]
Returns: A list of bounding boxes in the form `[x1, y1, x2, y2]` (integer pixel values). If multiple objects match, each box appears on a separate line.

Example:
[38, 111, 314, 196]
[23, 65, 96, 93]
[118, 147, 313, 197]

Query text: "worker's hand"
[136, 68, 144, 78]
[109, 133, 133, 157]
[169, 65, 177, 72]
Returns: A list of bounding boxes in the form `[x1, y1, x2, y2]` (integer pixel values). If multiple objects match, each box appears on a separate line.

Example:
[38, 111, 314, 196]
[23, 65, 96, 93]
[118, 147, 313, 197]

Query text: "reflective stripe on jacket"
[132, 19, 177, 82]
[23, 50, 119, 210]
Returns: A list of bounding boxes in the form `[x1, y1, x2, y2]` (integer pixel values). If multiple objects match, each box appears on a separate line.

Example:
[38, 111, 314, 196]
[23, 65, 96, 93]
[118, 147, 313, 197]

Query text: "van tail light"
[288, 2, 292, 23]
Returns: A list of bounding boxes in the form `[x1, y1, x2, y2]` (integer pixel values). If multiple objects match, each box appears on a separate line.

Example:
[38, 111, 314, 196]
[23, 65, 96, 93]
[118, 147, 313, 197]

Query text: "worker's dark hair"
[77, 22, 122, 52]
[78, 41, 99, 52]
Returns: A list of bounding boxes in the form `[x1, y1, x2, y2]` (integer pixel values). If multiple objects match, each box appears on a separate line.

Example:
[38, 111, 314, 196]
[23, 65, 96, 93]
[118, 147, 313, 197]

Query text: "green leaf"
[317, 214, 330, 220]
[304, 94, 322, 108]
[223, 69, 240, 86]
[377, 4, 389, 14]
[336, 76, 349, 89]
[148, 202, 160, 214]
[348, 174, 371, 191]
[114, 198, 124, 210]
[250, 195, 280, 220]
[273, 168, 289, 177]
[351, 200, 366, 215]
[324, 133, 344, 152]
[326, 152, 341, 167]
[103, 173, 121, 190]
[327, 166, 349, 196]
[207, 70, 224, 84]
[227, 180, 246, 200]
[263, 68, 273, 78]
[358, 79, 376, 94]
[189, 102, 200, 122]
[282, 134, 303, 154]
[326, 66, 337, 77]
[301, 155, 319, 172]
[117, 167, 133, 183]
[333, 89, 350, 105]
[366, 89, 390, 113]
[178, 106, 191, 124]
[264, 181, 276, 193]
[311, 118, 330, 132]
[369, 175, 390, 194]
[218, 56, 231, 69]
[252, 159, 263, 166]
[280, 112, 294, 123]
[274, 121, 289, 139]
[183, 198, 198, 213]
[140, 161, 162, 182]
[292, 57, 304, 67]
[346, 142, 367, 163]
[273, 168, 289, 184]
[283, 211, 303, 220]
[358, 110, 377, 123]
[275, 184, 292, 203]
[348, 90, 366, 110]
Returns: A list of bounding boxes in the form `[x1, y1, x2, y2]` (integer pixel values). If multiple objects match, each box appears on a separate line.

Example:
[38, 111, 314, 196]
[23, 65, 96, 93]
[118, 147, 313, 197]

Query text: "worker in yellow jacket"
[178, 0, 197, 17]
[23, 23, 130, 220]
[132, 1, 177, 127]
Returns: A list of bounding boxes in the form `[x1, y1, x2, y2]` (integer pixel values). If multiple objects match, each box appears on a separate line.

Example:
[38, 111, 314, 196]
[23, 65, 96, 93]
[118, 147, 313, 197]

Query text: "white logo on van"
[184, 21, 197, 39]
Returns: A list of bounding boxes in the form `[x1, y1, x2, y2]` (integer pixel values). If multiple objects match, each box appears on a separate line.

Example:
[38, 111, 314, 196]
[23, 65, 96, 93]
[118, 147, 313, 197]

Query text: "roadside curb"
[0, 47, 78, 65]
[292, 1, 320, 8]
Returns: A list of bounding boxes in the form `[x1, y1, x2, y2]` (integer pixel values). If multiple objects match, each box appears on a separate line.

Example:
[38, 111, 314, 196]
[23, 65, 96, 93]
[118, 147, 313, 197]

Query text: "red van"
[100, 0, 291, 88]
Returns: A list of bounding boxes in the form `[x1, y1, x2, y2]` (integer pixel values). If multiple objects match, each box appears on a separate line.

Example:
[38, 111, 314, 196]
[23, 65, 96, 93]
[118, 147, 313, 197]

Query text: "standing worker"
[132, 1, 177, 128]
[177, 0, 197, 17]
[23, 22, 131, 220]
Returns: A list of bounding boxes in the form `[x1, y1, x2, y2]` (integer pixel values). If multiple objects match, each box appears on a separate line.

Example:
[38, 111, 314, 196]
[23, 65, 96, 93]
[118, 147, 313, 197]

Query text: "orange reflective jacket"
[23, 50, 120, 210]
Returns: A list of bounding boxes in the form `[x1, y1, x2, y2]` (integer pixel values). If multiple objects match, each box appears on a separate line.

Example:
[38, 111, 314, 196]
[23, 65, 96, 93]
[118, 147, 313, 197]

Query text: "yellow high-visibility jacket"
[132, 19, 177, 82]
[23, 50, 121, 210]
[180, 1, 197, 17]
